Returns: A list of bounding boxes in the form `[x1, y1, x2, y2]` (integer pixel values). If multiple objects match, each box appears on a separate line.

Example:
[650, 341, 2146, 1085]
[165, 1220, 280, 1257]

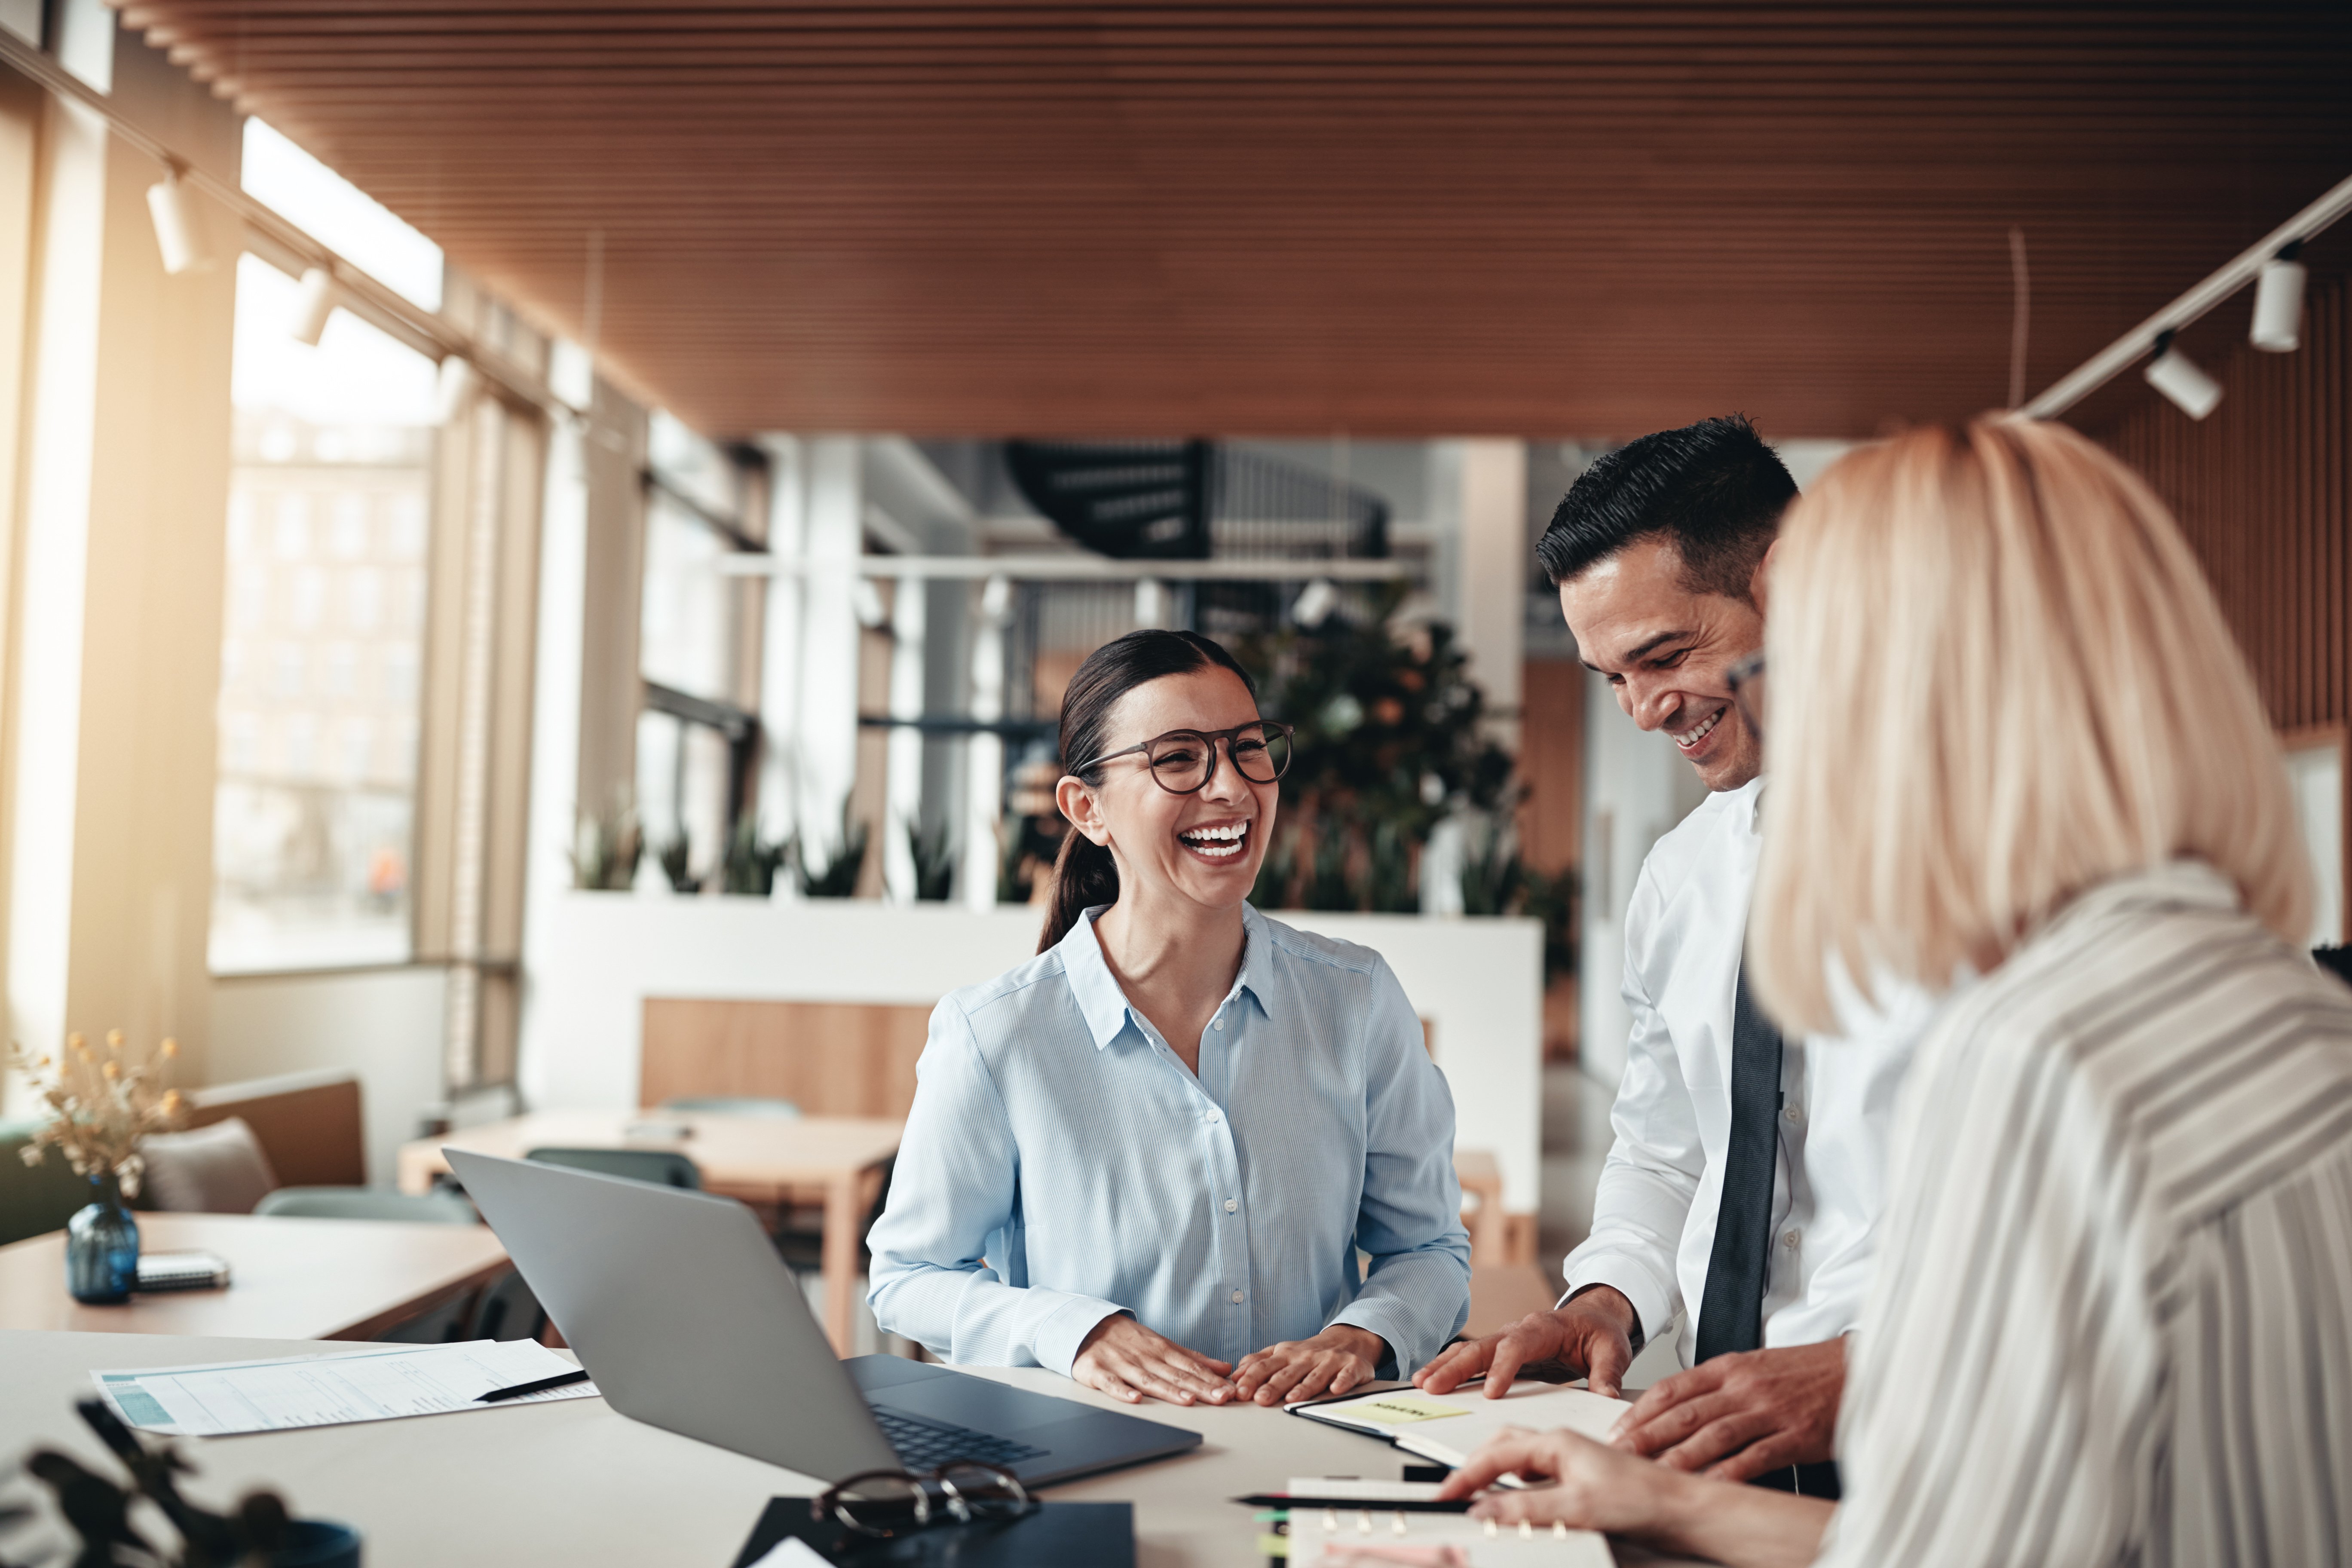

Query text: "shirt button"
[1230, 1289, 1245, 1304]
[1783, 1106, 1804, 1124]
[1213, 1020, 1225, 1031]
[1223, 1198, 1237, 1213]
[1205, 1109, 1222, 1124]
[1782, 1228, 1801, 1250]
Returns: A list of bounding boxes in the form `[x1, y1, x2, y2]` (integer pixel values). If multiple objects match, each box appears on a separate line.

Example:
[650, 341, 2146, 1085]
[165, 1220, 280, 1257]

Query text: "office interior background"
[0, 1, 2349, 1348]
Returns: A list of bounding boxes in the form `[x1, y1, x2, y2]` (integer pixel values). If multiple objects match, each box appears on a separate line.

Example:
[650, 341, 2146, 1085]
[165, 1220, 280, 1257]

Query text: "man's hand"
[1070, 1315, 1236, 1407]
[1233, 1325, 1386, 1406]
[1611, 1338, 1844, 1480]
[1412, 1286, 1638, 1400]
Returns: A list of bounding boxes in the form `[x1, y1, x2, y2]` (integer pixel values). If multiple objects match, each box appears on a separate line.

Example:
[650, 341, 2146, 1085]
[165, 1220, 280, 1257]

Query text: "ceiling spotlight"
[2251, 240, 2306, 353]
[288, 265, 337, 346]
[2143, 331, 2222, 421]
[144, 167, 211, 276]
[1291, 577, 1341, 628]
[434, 355, 478, 424]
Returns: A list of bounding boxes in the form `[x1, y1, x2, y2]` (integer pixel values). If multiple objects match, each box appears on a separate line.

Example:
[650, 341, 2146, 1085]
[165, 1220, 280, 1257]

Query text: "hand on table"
[1412, 1285, 1638, 1399]
[1611, 1338, 1845, 1480]
[1432, 1423, 1681, 1536]
[1233, 1325, 1387, 1406]
[1071, 1314, 1236, 1406]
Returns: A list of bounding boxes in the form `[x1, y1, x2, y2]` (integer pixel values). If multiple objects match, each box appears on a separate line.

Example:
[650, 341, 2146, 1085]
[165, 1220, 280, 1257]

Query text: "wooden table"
[0, 1330, 1704, 1565]
[398, 1110, 903, 1356]
[0, 1214, 510, 1341]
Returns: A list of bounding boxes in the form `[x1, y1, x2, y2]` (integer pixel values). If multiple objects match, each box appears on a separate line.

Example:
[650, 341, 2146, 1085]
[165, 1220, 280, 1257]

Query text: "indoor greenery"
[796, 805, 871, 898]
[1234, 584, 1514, 913]
[6, 1031, 182, 1197]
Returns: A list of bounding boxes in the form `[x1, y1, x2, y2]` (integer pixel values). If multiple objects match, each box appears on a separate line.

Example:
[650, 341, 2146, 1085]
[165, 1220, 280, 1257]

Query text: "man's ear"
[1054, 775, 1112, 847]
[1751, 537, 1782, 618]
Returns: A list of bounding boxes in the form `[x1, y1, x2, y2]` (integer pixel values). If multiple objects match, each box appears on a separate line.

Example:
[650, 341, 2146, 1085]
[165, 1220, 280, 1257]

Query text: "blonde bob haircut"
[1750, 416, 2312, 1035]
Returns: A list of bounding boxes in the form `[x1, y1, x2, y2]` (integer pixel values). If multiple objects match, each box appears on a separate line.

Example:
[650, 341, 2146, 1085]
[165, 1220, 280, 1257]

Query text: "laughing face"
[1559, 534, 1767, 793]
[1057, 664, 1279, 913]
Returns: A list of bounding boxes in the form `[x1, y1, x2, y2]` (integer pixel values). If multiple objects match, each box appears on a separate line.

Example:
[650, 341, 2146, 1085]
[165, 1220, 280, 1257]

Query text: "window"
[208, 253, 438, 972]
[635, 413, 763, 888]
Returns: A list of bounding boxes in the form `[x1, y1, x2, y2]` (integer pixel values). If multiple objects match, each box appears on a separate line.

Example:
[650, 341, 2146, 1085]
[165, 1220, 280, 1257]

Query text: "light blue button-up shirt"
[867, 903, 1471, 1379]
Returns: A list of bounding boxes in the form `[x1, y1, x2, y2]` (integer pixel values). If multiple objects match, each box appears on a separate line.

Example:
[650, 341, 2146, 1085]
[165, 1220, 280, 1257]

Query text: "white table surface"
[0, 1330, 1709, 1565]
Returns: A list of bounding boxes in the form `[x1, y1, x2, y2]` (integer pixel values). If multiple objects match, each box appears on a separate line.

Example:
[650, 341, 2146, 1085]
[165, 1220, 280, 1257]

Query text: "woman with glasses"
[1436, 418, 2352, 1565]
[867, 628, 1471, 1408]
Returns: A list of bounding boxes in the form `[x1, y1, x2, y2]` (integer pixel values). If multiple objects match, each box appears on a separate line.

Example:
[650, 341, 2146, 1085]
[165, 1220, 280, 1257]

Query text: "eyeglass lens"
[1144, 725, 1292, 792]
[935, 1462, 1031, 1519]
[821, 1463, 1032, 1539]
[827, 1472, 928, 1536]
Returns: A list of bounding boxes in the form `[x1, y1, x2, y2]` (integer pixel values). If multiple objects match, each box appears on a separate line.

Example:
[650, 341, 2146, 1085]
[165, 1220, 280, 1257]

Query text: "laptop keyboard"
[873, 1406, 1047, 1470]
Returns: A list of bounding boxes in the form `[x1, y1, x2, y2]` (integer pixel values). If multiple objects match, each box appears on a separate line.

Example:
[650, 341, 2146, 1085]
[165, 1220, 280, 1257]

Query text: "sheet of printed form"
[92, 1340, 600, 1438]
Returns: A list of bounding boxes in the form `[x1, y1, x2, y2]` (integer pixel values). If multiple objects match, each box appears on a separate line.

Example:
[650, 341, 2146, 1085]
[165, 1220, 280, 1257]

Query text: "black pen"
[1230, 1494, 1473, 1513]
[475, 1369, 592, 1403]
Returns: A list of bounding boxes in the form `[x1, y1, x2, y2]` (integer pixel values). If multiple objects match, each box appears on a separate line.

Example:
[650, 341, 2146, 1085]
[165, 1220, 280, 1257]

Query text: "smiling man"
[1416, 416, 1929, 1501]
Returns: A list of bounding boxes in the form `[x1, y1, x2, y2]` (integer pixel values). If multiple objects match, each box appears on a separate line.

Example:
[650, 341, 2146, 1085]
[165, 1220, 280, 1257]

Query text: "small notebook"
[1283, 1476, 1614, 1566]
[729, 1498, 1133, 1568]
[1287, 1380, 1628, 1469]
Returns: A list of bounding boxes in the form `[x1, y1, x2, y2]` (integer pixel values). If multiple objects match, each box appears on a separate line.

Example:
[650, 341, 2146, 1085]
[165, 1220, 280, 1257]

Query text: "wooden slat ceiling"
[116, 3, 2352, 440]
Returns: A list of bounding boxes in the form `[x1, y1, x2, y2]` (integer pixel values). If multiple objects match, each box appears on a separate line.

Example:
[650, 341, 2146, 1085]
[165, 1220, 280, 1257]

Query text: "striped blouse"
[1820, 860, 2352, 1568]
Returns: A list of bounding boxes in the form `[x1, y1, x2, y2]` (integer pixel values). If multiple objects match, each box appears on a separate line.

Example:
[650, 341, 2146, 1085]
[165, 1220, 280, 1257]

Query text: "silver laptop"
[444, 1148, 1202, 1486]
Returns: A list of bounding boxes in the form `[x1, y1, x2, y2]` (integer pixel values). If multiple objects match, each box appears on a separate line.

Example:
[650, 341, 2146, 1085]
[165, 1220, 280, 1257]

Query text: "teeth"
[1179, 821, 1250, 857]
[1670, 709, 1722, 749]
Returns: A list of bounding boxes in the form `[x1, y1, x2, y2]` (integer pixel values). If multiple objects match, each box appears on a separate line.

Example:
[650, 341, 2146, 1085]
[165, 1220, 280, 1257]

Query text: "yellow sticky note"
[1346, 1393, 1469, 1425]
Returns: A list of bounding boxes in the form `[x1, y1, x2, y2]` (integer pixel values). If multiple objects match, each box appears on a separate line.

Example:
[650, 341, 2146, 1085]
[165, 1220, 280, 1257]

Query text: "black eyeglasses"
[1727, 652, 1767, 741]
[813, 1461, 1036, 1539]
[1070, 721, 1295, 796]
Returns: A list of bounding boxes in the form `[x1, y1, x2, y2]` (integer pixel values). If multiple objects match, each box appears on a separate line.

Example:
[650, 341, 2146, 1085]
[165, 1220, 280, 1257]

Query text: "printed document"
[92, 1340, 600, 1437]
[1291, 1380, 1627, 1468]
[1282, 1478, 1614, 1566]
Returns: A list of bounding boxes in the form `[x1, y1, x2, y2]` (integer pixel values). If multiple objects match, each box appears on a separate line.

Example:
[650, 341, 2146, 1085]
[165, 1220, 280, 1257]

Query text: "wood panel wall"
[640, 998, 933, 1119]
[2098, 270, 2350, 733]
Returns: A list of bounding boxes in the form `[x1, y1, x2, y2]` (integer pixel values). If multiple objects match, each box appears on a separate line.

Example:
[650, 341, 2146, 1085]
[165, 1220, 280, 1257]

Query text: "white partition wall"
[520, 897, 1546, 1213]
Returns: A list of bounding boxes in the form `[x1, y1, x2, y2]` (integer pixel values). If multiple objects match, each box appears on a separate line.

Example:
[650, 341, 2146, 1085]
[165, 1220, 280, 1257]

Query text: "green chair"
[523, 1147, 701, 1189]
[0, 1118, 107, 1247]
[254, 1187, 480, 1225]
[657, 1096, 802, 1119]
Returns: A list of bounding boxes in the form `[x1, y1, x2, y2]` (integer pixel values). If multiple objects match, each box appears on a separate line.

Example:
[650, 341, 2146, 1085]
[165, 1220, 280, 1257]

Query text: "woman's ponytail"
[1038, 829, 1121, 952]
[1034, 628, 1257, 954]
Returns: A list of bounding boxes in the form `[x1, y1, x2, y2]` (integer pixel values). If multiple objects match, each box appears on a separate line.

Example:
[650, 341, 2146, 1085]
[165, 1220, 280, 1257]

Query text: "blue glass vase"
[66, 1171, 140, 1304]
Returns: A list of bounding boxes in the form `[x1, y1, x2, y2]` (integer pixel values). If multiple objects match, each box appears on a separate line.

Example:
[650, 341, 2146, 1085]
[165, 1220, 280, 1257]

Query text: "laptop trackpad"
[878, 1375, 1091, 1439]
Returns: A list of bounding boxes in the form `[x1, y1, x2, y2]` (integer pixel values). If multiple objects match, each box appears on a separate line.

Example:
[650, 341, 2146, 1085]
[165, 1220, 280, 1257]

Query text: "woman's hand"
[1071, 1314, 1237, 1406]
[1434, 1424, 1833, 1568]
[1433, 1424, 1681, 1535]
[1233, 1324, 1386, 1405]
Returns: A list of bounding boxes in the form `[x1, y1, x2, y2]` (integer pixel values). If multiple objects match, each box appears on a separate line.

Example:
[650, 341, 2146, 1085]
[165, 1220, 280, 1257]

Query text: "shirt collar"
[2045, 858, 2242, 936]
[1056, 903, 1272, 1052]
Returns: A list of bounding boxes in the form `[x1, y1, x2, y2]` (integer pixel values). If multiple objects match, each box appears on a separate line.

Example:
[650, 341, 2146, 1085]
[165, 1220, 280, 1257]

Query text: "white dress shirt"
[1562, 777, 1934, 1368]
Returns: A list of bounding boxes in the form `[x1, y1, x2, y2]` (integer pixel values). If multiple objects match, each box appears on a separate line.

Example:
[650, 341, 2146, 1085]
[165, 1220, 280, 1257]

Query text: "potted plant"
[6, 1031, 183, 1304]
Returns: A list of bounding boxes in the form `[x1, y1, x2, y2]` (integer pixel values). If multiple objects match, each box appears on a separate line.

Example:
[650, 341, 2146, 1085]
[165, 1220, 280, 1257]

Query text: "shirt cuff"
[1326, 1299, 1420, 1380]
[1029, 1292, 1129, 1378]
[1559, 1253, 1677, 1350]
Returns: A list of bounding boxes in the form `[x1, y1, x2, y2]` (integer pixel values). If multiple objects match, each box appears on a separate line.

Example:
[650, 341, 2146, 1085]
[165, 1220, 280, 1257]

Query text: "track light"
[144, 167, 211, 275]
[2251, 240, 2306, 353]
[2143, 331, 2222, 420]
[1291, 577, 1341, 628]
[288, 266, 337, 346]
[433, 355, 478, 424]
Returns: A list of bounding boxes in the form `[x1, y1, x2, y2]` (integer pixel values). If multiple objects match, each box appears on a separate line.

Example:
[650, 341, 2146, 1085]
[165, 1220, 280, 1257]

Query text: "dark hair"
[1534, 415, 1798, 600]
[1038, 629, 1256, 953]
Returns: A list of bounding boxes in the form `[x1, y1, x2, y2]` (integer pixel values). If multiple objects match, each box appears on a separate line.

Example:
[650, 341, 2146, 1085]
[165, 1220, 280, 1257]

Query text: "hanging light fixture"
[288, 265, 337, 346]
[2143, 331, 2223, 420]
[144, 165, 211, 276]
[2250, 239, 2307, 352]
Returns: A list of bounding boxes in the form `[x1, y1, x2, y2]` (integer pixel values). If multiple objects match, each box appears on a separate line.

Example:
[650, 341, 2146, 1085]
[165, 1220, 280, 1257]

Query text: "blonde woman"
[1436, 417, 2352, 1566]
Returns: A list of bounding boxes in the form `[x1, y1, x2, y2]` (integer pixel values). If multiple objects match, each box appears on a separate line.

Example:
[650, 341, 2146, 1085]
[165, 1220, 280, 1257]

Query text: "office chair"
[254, 1187, 479, 1225]
[523, 1147, 702, 1189]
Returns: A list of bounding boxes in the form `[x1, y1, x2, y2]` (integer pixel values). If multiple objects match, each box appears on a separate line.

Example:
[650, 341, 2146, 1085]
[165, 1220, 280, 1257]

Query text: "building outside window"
[208, 122, 444, 972]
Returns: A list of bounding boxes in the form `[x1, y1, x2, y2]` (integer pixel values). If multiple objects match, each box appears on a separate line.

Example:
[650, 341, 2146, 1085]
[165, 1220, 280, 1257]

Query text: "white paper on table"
[743, 1540, 831, 1568]
[91, 1340, 601, 1437]
[1283, 1478, 1614, 1567]
[1292, 1381, 1628, 1469]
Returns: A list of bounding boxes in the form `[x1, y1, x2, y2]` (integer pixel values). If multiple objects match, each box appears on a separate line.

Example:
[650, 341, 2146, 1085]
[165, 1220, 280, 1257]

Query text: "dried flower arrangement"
[6, 1030, 184, 1198]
